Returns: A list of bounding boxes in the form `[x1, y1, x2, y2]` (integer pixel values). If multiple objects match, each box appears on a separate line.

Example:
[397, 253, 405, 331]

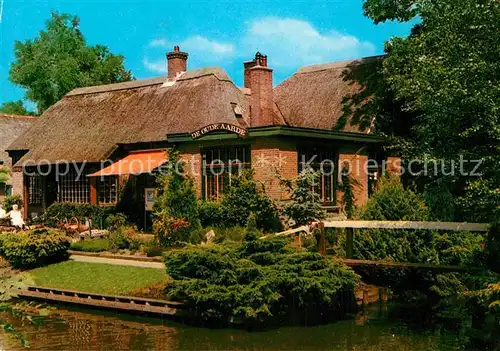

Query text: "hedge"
[163, 237, 359, 326]
[0, 228, 70, 268]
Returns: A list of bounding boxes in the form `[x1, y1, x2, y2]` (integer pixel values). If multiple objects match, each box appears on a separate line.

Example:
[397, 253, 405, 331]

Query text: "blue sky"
[0, 0, 414, 110]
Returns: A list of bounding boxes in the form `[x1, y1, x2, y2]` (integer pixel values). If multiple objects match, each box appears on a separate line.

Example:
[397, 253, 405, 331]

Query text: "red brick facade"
[178, 138, 375, 207]
[251, 138, 298, 200]
[337, 153, 369, 207]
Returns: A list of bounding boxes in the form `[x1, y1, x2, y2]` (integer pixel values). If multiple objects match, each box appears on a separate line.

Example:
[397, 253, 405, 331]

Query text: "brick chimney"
[166, 46, 188, 78]
[244, 52, 274, 127]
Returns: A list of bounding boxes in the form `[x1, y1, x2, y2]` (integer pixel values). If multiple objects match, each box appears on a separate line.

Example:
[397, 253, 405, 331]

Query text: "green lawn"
[28, 261, 167, 296]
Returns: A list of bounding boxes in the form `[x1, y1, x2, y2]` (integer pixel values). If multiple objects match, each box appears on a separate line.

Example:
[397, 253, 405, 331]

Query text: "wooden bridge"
[263, 220, 490, 272]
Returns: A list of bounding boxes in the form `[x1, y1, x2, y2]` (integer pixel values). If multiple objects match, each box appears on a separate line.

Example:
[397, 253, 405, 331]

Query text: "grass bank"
[27, 261, 167, 296]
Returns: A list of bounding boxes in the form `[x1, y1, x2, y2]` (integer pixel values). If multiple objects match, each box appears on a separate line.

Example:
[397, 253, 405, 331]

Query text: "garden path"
[69, 255, 165, 269]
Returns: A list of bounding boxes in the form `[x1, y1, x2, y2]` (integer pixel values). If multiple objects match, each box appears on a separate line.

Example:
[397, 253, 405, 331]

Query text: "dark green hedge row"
[0, 228, 70, 268]
[163, 237, 359, 326]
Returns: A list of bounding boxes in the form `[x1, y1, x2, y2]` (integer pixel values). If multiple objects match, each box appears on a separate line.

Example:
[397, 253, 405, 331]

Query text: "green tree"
[154, 149, 200, 247]
[9, 12, 133, 113]
[362, 0, 500, 223]
[0, 100, 35, 116]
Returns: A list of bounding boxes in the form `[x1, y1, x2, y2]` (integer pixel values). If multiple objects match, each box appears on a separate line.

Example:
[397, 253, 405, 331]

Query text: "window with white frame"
[58, 168, 90, 203]
[28, 174, 43, 204]
[98, 176, 118, 204]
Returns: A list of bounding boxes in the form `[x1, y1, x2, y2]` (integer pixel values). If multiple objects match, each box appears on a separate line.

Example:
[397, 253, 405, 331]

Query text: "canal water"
[0, 305, 468, 350]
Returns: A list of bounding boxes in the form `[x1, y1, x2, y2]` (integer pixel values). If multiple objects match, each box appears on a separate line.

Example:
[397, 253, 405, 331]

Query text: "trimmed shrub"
[43, 202, 115, 228]
[70, 238, 109, 252]
[0, 228, 70, 268]
[163, 238, 359, 326]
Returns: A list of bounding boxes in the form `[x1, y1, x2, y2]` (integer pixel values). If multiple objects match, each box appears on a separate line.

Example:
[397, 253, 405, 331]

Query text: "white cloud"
[243, 17, 376, 67]
[143, 17, 376, 74]
[180, 36, 234, 57]
[142, 58, 165, 74]
[149, 38, 168, 48]
[144, 35, 235, 73]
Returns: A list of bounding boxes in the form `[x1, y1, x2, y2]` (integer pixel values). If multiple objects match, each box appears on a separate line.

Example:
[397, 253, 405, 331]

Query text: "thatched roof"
[274, 56, 382, 133]
[0, 114, 36, 168]
[8, 56, 383, 165]
[8, 67, 250, 164]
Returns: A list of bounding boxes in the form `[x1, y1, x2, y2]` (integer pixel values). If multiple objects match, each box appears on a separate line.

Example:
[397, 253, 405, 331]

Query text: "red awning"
[88, 150, 168, 177]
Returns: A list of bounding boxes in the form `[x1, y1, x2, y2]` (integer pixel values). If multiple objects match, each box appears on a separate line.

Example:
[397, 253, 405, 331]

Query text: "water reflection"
[1, 305, 463, 350]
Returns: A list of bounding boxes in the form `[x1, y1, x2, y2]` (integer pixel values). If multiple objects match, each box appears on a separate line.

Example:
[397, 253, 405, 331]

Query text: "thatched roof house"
[0, 114, 36, 168]
[0, 114, 36, 201]
[7, 47, 391, 222]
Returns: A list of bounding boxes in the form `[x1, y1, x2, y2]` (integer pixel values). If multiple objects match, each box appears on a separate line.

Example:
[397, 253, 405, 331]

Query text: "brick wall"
[11, 170, 24, 199]
[176, 139, 375, 207]
[337, 153, 369, 207]
[179, 145, 202, 198]
[251, 138, 297, 200]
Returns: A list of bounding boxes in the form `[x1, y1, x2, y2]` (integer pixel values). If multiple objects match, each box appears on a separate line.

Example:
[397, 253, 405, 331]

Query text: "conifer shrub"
[0, 228, 70, 268]
[280, 169, 326, 226]
[163, 237, 359, 326]
[154, 149, 201, 247]
[350, 175, 484, 265]
[243, 213, 260, 241]
[346, 175, 486, 324]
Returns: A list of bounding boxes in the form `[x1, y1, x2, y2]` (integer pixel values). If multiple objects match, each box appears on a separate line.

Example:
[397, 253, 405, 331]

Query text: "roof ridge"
[296, 55, 384, 75]
[66, 67, 233, 97]
[66, 76, 167, 96]
[0, 114, 36, 119]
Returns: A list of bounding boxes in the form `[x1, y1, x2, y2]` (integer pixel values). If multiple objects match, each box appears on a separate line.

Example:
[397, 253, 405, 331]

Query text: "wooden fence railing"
[262, 220, 490, 272]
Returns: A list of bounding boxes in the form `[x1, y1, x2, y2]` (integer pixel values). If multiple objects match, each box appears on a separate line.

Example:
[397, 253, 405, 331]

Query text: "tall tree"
[9, 12, 133, 113]
[0, 100, 35, 116]
[362, 0, 500, 222]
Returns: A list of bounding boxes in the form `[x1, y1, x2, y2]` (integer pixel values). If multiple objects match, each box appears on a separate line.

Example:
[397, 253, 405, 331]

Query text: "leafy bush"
[154, 148, 201, 247]
[3, 194, 23, 211]
[163, 238, 359, 326]
[197, 200, 223, 228]
[106, 213, 127, 231]
[70, 238, 109, 252]
[142, 244, 164, 257]
[280, 169, 326, 226]
[220, 170, 282, 232]
[108, 225, 151, 252]
[44, 202, 115, 228]
[0, 228, 70, 268]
